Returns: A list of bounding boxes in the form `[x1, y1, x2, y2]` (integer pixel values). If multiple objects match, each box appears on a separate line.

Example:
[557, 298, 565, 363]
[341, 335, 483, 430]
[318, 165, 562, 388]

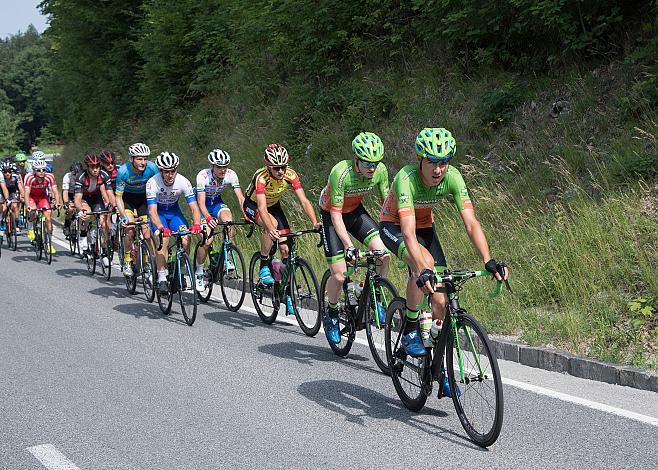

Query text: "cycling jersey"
[245, 167, 302, 207]
[104, 166, 118, 191]
[74, 170, 111, 197]
[146, 173, 196, 212]
[61, 172, 76, 193]
[380, 164, 472, 228]
[195, 168, 240, 206]
[3, 173, 21, 198]
[319, 160, 389, 213]
[115, 161, 159, 195]
[24, 173, 57, 199]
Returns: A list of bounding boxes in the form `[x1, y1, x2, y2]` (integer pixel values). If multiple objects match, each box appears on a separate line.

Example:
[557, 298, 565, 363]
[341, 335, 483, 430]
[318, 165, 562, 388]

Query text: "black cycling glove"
[485, 259, 507, 278]
[416, 268, 437, 289]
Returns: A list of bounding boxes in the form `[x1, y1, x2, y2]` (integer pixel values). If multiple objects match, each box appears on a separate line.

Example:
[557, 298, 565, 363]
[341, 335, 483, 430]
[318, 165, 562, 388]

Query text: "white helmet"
[32, 159, 48, 170]
[208, 149, 230, 167]
[263, 144, 289, 166]
[32, 151, 45, 160]
[128, 142, 151, 157]
[156, 151, 180, 170]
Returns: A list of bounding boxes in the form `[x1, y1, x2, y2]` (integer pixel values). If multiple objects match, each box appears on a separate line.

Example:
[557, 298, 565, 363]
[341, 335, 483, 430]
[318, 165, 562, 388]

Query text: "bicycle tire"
[104, 234, 113, 280]
[290, 257, 321, 336]
[320, 269, 355, 357]
[249, 251, 279, 324]
[193, 239, 214, 303]
[11, 212, 17, 251]
[45, 230, 53, 265]
[157, 262, 174, 315]
[140, 240, 156, 303]
[35, 222, 43, 261]
[365, 277, 398, 375]
[85, 231, 97, 275]
[446, 312, 504, 448]
[219, 243, 246, 312]
[176, 253, 197, 325]
[385, 297, 428, 412]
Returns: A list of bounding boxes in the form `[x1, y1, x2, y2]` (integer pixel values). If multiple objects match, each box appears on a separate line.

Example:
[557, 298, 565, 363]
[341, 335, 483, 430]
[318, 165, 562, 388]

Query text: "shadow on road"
[55, 267, 90, 278]
[204, 308, 307, 337]
[113, 301, 188, 325]
[298, 379, 480, 449]
[259, 341, 378, 375]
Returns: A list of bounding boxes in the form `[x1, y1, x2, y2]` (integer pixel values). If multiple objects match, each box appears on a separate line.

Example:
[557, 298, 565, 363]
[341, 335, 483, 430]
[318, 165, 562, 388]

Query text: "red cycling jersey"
[24, 173, 57, 199]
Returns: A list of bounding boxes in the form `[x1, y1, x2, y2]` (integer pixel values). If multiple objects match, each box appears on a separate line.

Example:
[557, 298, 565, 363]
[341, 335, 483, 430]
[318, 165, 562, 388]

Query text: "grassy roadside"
[52, 61, 658, 370]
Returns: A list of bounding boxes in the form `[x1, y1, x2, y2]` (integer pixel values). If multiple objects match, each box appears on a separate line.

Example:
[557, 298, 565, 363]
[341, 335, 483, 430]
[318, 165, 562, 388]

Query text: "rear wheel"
[320, 269, 355, 357]
[290, 258, 321, 337]
[44, 229, 53, 265]
[11, 212, 18, 251]
[140, 241, 156, 303]
[157, 260, 174, 315]
[365, 277, 398, 375]
[35, 222, 43, 261]
[249, 252, 279, 324]
[85, 231, 97, 275]
[385, 298, 429, 412]
[104, 234, 113, 280]
[219, 243, 246, 311]
[178, 253, 197, 326]
[447, 312, 504, 448]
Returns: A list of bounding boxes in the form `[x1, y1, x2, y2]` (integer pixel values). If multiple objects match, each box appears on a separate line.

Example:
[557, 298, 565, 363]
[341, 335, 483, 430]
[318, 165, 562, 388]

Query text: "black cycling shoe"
[157, 280, 169, 294]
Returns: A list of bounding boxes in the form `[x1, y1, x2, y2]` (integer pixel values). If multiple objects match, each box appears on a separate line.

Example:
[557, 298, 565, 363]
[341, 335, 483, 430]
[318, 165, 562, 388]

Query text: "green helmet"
[352, 131, 384, 162]
[415, 128, 456, 162]
[14, 153, 27, 162]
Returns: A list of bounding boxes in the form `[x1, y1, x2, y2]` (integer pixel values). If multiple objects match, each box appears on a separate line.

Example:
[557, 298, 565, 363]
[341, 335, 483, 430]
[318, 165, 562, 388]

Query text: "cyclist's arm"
[62, 190, 70, 205]
[187, 200, 202, 226]
[51, 184, 62, 206]
[293, 187, 318, 226]
[459, 208, 491, 266]
[196, 191, 212, 220]
[329, 210, 353, 250]
[233, 187, 245, 209]
[99, 185, 111, 208]
[115, 192, 126, 217]
[0, 180, 7, 200]
[24, 184, 31, 204]
[148, 205, 164, 233]
[376, 164, 390, 203]
[18, 179, 24, 199]
[256, 193, 275, 232]
[74, 192, 84, 212]
[106, 188, 116, 207]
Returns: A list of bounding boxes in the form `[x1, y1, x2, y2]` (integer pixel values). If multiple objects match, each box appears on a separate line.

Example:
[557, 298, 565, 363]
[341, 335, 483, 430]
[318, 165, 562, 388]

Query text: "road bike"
[2, 200, 19, 252]
[385, 268, 511, 447]
[156, 230, 197, 325]
[320, 249, 397, 374]
[193, 219, 253, 310]
[31, 207, 59, 264]
[68, 211, 82, 257]
[119, 219, 156, 302]
[249, 229, 322, 336]
[82, 209, 113, 276]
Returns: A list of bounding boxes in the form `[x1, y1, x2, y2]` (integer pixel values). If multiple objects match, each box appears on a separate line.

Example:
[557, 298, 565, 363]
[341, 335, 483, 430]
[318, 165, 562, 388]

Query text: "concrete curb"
[489, 336, 658, 393]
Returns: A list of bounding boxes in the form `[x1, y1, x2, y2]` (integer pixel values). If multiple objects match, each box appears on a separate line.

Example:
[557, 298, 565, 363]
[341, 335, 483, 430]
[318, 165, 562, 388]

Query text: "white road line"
[222, 296, 658, 427]
[27, 444, 80, 470]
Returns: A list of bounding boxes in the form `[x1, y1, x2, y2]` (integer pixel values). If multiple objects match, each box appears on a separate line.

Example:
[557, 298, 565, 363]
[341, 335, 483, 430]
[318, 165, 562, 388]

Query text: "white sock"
[196, 265, 204, 275]
[158, 270, 166, 282]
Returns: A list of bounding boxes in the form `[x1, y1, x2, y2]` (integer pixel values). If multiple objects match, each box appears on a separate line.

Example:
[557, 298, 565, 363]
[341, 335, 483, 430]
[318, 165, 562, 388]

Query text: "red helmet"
[99, 150, 114, 164]
[84, 153, 100, 166]
[263, 144, 289, 166]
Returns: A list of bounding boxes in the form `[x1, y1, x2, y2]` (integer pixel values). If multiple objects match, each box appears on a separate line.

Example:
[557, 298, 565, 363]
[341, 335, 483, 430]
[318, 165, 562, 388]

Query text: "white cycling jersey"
[195, 168, 240, 204]
[62, 172, 76, 192]
[146, 172, 196, 212]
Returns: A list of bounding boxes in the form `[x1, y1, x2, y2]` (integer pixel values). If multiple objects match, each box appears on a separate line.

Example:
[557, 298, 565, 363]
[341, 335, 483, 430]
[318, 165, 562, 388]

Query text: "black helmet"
[70, 161, 83, 174]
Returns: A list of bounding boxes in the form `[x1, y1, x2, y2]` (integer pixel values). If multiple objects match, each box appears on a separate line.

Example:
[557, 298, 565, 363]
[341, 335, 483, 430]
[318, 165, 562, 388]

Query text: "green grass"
[54, 61, 658, 370]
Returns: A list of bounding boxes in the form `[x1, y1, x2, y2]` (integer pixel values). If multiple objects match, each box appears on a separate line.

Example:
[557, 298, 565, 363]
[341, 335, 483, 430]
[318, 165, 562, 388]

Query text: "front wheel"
[219, 243, 246, 311]
[364, 277, 398, 375]
[446, 312, 504, 448]
[249, 252, 279, 324]
[35, 224, 43, 261]
[320, 269, 355, 356]
[289, 257, 321, 337]
[44, 229, 53, 265]
[385, 297, 428, 412]
[178, 253, 197, 326]
[193, 239, 214, 303]
[140, 240, 156, 303]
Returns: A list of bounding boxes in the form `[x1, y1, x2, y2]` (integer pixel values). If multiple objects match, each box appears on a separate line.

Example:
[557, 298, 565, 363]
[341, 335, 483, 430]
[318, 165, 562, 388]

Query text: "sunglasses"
[358, 159, 378, 169]
[271, 165, 287, 171]
[35, 169, 45, 173]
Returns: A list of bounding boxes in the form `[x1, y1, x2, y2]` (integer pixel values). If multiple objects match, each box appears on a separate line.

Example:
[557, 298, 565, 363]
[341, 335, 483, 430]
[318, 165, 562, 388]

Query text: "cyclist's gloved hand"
[416, 268, 437, 292]
[190, 223, 202, 235]
[161, 227, 172, 238]
[485, 259, 508, 280]
[345, 246, 357, 266]
[121, 215, 130, 224]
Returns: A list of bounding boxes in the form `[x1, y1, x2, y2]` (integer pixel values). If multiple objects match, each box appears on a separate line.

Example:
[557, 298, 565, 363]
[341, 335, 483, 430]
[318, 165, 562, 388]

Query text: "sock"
[124, 251, 131, 262]
[259, 255, 269, 270]
[64, 219, 71, 228]
[404, 306, 419, 333]
[157, 270, 166, 282]
[80, 230, 87, 237]
[196, 265, 204, 275]
[327, 301, 339, 317]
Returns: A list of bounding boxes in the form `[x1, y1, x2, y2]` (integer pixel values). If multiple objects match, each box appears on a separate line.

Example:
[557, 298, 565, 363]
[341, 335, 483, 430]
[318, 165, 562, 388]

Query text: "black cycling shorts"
[243, 199, 291, 234]
[121, 192, 148, 218]
[320, 205, 380, 263]
[82, 194, 106, 213]
[379, 222, 447, 268]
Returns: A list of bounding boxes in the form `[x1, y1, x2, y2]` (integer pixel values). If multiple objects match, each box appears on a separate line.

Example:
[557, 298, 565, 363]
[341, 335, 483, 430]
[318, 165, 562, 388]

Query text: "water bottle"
[88, 228, 97, 245]
[430, 319, 443, 343]
[355, 281, 364, 299]
[271, 258, 285, 281]
[419, 311, 433, 347]
[346, 281, 359, 306]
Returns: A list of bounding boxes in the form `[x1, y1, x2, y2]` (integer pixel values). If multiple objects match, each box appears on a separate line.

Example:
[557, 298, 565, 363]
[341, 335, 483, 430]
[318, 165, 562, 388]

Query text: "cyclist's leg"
[423, 225, 448, 322]
[151, 212, 173, 283]
[270, 203, 290, 260]
[347, 204, 390, 278]
[320, 208, 347, 305]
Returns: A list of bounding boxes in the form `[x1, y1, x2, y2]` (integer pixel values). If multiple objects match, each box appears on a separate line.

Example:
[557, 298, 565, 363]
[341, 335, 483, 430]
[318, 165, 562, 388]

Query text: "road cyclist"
[23, 159, 61, 254]
[62, 161, 83, 239]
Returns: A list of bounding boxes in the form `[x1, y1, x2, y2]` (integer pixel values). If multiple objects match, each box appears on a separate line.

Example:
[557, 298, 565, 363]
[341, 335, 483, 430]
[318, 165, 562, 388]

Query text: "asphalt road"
[1, 228, 657, 470]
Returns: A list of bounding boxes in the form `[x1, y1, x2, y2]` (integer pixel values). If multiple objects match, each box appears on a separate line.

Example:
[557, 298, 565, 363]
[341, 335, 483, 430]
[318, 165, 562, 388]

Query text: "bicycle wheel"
[385, 298, 429, 412]
[289, 258, 321, 336]
[35, 223, 43, 261]
[85, 231, 97, 275]
[249, 251, 280, 324]
[103, 234, 113, 280]
[44, 229, 53, 265]
[10, 213, 17, 251]
[320, 269, 355, 357]
[219, 243, 246, 311]
[140, 240, 156, 303]
[157, 262, 174, 315]
[193, 239, 214, 303]
[446, 312, 504, 447]
[177, 253, 197, 325]
[364, 277, 398, 375]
